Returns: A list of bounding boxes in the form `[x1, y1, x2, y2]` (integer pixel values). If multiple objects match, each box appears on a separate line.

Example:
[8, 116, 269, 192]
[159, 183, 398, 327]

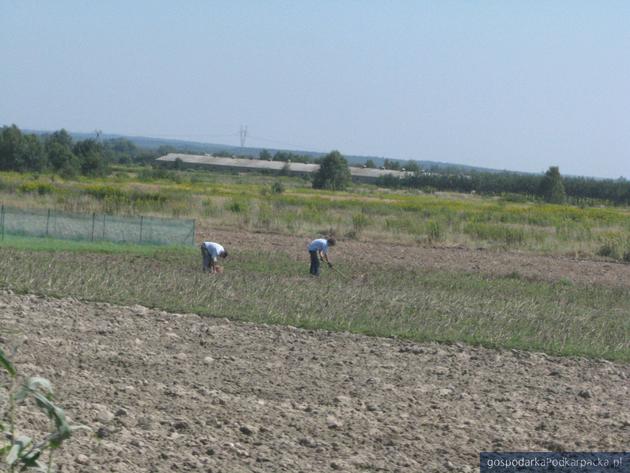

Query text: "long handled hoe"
[330, 264, 350, 281]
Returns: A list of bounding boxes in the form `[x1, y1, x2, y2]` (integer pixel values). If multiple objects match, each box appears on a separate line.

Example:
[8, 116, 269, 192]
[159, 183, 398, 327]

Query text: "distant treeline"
[3, 125, 630, 205]
[378, 169, 630, 205]
[0, 125, 168, 177]
[209, 149, 319, 164]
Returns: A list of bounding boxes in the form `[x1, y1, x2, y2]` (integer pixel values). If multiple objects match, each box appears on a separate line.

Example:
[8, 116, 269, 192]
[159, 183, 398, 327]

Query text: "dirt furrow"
[1, 292, 628, 472]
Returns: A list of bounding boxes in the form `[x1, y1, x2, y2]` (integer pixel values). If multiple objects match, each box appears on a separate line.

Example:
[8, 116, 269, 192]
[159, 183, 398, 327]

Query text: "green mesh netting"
[0, 206, 195, 246]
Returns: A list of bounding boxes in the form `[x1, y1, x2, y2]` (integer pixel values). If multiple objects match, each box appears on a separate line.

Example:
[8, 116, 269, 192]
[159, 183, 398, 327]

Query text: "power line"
[247, 134, 326, 153]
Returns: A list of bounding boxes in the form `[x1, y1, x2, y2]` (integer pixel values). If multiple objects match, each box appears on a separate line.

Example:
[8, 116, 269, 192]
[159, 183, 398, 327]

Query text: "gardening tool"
[329, 264, 350, 281]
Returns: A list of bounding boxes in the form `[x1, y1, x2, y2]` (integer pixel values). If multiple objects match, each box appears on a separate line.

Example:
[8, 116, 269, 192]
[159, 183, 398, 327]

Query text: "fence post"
[139, 215, 144, 243]
[102, 214, 106, 240]
[192, 219, 196, 245]
[46, 209, 50, 237]
[91, 213, 96, 241]
[1, 205, 4, 241]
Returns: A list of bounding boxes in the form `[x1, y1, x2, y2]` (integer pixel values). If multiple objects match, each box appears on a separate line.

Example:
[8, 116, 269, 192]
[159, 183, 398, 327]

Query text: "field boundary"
[0, 204, 195, 246]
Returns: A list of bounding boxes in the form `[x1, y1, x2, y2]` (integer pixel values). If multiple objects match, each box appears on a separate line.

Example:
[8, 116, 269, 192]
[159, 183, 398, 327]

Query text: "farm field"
[1, 230, 630, 360]
[5, 3, 629, 471]
[2, 291, 629, 472]
[3, 168, 630, 259]
[2, 169, 630, 471]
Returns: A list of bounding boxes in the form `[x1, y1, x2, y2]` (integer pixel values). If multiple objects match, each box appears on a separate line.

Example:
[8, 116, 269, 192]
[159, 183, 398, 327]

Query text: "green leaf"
[5, 435, 31, 465]
[20, 448, 43, 465]
[13, 385, 31, 403]
[32, 392, 68, 431]
[14, 377, 54, 403]
[0, 347, 16, 377]
[26, 377, 54, 396]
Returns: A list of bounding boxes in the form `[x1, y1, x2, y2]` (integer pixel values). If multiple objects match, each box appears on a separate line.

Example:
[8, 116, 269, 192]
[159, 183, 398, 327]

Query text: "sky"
[1, 1, 629, 178]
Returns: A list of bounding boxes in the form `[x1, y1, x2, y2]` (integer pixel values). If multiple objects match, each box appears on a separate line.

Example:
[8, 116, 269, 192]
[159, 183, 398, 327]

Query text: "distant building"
[156, 153, 409, 183]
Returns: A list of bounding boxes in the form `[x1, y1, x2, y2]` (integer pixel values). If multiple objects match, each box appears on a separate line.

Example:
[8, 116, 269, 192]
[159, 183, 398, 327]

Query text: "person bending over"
[307, 237, 336, 276]
[201, 241, 228, 273]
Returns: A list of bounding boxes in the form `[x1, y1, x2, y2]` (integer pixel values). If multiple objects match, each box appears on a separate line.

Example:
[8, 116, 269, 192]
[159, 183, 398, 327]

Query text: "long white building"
[156, 153, 408, 183]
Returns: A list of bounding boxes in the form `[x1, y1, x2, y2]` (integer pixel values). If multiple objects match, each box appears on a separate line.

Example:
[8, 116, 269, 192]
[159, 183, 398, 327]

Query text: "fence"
[0, 205, 195, 246]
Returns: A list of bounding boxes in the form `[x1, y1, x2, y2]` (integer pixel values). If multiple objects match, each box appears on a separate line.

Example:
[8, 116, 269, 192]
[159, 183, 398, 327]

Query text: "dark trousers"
[201, 245, 212, 271]
[309, 251, 320, 276]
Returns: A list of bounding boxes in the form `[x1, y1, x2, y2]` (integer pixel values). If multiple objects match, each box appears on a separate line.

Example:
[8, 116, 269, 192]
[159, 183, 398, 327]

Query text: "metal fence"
[0, 205, 195, 246]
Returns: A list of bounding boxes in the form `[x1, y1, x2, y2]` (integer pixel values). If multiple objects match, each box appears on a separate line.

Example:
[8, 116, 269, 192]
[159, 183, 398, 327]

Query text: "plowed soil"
[2, 291, 629, 473]
[202, 228, 630, 290]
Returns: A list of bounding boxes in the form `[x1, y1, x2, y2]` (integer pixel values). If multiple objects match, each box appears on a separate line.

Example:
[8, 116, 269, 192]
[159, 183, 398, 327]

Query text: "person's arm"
[209, 248, 218, 272]
[321, 250, 332, 266]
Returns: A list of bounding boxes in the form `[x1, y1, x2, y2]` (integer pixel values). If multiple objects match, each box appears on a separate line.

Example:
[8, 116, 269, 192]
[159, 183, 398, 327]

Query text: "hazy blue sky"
[1, 1, 629, 178]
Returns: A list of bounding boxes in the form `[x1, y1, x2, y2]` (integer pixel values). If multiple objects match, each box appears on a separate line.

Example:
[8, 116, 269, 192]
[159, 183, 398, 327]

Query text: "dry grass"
[3, 169, 630, 259]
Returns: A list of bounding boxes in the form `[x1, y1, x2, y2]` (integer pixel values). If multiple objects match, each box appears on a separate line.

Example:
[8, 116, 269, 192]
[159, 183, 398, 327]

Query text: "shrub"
[500, 193, 530, 203]
[18, 182, 55, 196]
[426, 220, 444, 242]
[464, 222, 525, 246]
[352, 212, 369, 234]
[597, 240, 619, 259]
[137, 167, 178, 182]
[596, 234, 630, 261]
[271, 182, 285, 194]
[346, 212, 369, 239]
[201, 199, 217, 217]
[225, 199, 249, 214]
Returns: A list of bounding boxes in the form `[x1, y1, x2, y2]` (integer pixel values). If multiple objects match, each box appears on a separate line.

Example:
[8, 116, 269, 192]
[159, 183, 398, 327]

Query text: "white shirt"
[308, 238, 328, 253]
[203, 242, 225, 259]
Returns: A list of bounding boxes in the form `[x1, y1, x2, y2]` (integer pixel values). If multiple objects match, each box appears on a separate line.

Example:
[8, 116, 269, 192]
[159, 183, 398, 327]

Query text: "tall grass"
[3, 169, 630, 258]
[0, 244, 628, 361]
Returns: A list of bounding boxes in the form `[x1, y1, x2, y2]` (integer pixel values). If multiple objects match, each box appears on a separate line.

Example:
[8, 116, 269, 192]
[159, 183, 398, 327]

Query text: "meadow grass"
[3, 169, 630, 258]
[0, 234, 187, 255]
[0, 239, 628, 361]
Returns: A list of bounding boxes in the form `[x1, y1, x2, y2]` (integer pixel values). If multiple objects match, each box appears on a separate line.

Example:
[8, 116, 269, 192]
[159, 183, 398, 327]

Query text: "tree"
[103, 137, 138, 164]
[259, 149, 273, 161]
[74, 139, 107, 176]
[48, 142, 79, 176]
[539, 166, 566, 203]
[0, 125, 47, 172]
[172, 157, 184, 170]
[46, 129, 73, 150]
[45, 129, 79, 176]
[365, 159, 376, 168]
[312, 150, 351, 190]
[405, 160, 421, 173]
[383, 159, 401, 170]
[0, 125, 24, 171]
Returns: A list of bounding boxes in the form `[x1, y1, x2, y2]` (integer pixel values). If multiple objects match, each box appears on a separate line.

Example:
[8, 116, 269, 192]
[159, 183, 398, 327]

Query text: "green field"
[1, 168, 629, 361]
[2, 168, 630, 259]
[0, 237, 629, 361]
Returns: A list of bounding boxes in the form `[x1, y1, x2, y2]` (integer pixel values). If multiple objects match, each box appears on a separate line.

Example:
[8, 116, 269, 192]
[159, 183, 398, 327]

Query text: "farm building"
[155, 153, 409, 183]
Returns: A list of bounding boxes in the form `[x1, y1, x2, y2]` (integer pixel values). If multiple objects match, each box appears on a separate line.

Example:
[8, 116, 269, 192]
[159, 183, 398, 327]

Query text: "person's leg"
[201, 246, 209, 271]
[309, 251, 319, 276]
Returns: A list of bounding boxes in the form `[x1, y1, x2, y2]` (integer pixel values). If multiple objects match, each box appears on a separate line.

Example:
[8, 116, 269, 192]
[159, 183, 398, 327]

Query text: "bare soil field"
[203, 227, 630, 289]
[2, 291, 629, 472]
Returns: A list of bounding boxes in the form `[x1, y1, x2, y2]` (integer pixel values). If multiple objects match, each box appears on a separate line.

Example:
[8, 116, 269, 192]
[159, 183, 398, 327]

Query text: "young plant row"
[0, 246, 628, 361]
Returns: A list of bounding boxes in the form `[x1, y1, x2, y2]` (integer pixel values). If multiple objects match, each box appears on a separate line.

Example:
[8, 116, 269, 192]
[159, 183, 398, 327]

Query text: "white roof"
[156, 153, 408, 179]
